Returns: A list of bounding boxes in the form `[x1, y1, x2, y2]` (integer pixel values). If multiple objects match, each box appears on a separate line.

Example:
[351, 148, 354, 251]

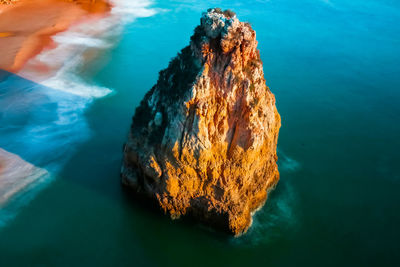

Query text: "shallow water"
[0, 0, 400, 266]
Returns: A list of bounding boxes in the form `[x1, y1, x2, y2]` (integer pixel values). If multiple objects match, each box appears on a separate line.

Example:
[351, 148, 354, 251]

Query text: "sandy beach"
[0, 0, 111, 72]
[0, 0, 112, 220]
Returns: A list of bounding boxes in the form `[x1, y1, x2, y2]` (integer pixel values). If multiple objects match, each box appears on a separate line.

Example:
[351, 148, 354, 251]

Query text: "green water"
[1, 0, 400, 266]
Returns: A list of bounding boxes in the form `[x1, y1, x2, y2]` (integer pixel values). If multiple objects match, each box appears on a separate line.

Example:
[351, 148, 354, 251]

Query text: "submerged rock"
[121, 8, 281, 235]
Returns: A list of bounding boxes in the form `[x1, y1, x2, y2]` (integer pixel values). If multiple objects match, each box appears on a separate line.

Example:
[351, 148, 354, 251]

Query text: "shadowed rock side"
[121, 8, 281, 236]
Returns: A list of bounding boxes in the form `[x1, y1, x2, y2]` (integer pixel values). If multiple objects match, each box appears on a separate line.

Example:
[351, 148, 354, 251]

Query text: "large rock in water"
[121, 8, 281, 235]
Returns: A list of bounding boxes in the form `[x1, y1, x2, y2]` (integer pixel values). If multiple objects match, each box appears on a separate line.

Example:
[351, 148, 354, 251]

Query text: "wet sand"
[0, 0, 111, 210]
[0, 149, 49, 206]
[0, 0, 111, 72]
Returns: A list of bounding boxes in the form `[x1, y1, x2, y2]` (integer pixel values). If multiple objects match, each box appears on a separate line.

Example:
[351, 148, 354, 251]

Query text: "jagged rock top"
[122, 8, 281, 236]
[200, 8, 239, 39]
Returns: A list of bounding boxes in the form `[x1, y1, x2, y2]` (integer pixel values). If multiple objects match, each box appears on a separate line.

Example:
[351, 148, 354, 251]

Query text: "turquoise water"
[1, 0, 400, 266]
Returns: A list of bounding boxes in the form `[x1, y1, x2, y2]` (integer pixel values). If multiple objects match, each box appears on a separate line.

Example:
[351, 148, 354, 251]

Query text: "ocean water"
[0, 0, 399, 266]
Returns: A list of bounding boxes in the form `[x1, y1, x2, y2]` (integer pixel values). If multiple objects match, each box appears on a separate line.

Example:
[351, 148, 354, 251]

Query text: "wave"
[278, 150, 301, 172]
[0, 149, 51, 227]
[20, 0, 159, 98]
[231, 151, 300, 245]
[0, 0, 159, 226]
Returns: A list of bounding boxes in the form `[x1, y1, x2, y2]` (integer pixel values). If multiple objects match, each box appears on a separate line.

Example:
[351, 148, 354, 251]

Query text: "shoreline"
[0, 0, 111, 73]
[0, 0, 113, 224]
[0, 0, 159, 228]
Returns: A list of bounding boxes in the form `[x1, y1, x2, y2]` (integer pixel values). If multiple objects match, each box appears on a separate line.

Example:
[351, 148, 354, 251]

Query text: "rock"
[154, 112, 163, 127]
[0, 0, 18, 4]
[121, 8, 281, 236]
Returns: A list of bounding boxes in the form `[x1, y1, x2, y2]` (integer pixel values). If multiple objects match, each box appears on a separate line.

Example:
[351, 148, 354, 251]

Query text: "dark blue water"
[0, 0, 399, 266]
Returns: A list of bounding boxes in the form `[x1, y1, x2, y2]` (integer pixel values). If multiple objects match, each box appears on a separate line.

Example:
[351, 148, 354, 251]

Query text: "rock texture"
[0, 0, 18, 4]
[122, 8, 281, 235]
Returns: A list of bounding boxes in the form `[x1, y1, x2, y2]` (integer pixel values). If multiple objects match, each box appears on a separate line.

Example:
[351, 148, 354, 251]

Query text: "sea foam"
[231, 151, 300, 245]
[20, 0, 159, 99]
[0, 0, 159, 226]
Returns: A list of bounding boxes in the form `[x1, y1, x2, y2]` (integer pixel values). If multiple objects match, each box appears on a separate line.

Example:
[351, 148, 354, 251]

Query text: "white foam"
[52, 33, 111, 48]
[278, 150, 301, 173]
[0, 0, 159, 226]
[232, 178, 297, 246]
[42, 72, 112, 99]
[111, 0, 158, 21]
[20, 0, 159, 99]
[230, 150, 300, 245]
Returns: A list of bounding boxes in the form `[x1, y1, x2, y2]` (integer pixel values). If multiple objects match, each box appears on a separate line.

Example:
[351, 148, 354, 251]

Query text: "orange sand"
[0, 0, 111, 72]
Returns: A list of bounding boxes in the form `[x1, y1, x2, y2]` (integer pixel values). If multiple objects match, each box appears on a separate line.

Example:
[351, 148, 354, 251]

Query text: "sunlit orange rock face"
[122, 8, 281, 236]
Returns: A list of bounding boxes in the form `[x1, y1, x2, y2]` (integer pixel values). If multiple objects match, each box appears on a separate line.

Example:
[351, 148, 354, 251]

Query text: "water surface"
[0, 0, 399, 266]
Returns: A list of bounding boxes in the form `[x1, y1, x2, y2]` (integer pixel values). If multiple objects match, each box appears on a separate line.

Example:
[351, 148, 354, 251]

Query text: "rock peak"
[200, 8, 239, 39]
[191, 8, 259, 74]
[122, 8, 281, 236]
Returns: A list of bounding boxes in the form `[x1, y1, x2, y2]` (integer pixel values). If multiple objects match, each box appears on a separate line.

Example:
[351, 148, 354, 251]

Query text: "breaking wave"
[231, 151, 300, 246]
[20, 0, 159, 98]
[0, 0, 158, 226]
